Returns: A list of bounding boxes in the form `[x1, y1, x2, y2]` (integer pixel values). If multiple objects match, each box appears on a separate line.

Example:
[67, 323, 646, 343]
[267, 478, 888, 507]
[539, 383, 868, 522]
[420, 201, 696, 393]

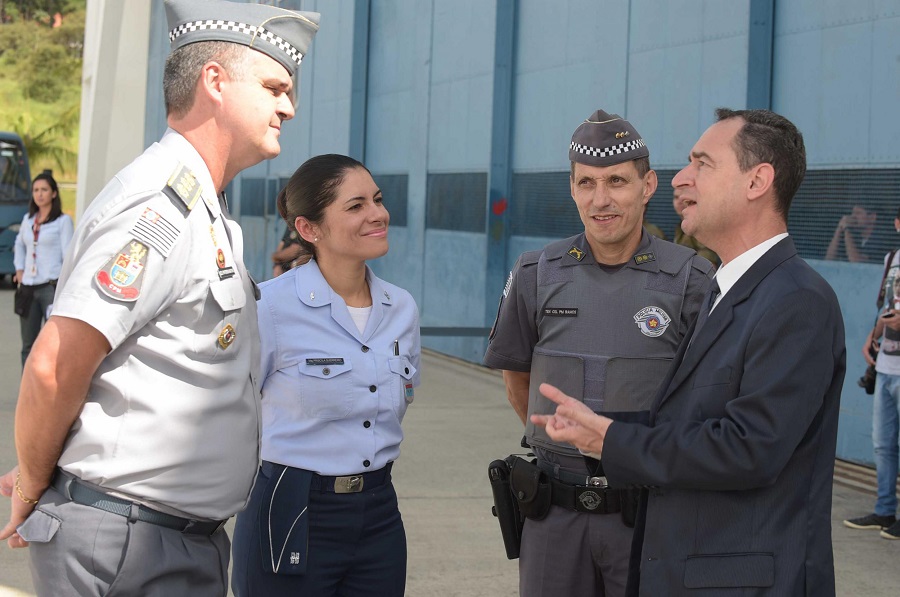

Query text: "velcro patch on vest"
[633, 306, 671, 337]
[543, 307, 578, 317]
[634, 252, 656, 265]
[567, 246, 586, 261]
[95, 240, 149, 302]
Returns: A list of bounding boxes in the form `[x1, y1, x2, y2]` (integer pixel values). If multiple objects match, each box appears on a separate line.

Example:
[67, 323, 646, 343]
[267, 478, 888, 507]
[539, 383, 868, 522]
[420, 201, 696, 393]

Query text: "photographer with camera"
[844, 210, 900, 540]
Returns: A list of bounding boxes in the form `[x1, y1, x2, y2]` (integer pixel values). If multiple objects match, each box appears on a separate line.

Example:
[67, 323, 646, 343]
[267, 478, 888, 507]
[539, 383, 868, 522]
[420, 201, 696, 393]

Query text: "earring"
[314, 237, 318, 242]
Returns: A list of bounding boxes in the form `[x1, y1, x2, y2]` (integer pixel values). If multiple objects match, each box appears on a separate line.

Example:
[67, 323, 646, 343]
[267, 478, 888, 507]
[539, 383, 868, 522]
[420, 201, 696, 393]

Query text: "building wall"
[127, 0, 900, 464]
[77, 0, 152, 216]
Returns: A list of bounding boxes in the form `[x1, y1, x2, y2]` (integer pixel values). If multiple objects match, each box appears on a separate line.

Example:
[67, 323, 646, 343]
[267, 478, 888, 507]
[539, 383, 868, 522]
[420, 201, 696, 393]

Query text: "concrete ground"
[0, 283, 898, 596]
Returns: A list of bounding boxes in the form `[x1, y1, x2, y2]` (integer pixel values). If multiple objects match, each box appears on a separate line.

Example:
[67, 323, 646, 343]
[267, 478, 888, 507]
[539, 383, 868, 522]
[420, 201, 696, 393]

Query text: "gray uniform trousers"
[519, 504, 633, 597]
[518, 452, 633, 597]
[23, 486, 230, 597]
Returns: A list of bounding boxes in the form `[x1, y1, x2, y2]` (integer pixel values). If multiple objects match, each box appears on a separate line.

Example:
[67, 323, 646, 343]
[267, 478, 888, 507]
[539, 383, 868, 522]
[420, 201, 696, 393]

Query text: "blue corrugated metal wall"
[142, 0, 900, 465]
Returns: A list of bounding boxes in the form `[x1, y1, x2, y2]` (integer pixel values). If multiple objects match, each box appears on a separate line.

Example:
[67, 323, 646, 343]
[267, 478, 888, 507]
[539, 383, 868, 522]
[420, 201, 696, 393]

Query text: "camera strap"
[876, 250, 898, 309]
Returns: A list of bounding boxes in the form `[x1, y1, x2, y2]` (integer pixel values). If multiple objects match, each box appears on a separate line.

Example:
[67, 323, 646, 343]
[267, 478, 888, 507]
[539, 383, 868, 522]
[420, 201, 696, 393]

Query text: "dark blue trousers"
[232, 463, 407, 597]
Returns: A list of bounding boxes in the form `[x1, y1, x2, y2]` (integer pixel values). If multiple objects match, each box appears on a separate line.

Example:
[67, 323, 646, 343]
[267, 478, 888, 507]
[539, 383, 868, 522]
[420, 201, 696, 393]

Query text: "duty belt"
[550, 478, 623, 514]
[538, 461, 623, 515]
[51, 471, 226, 535]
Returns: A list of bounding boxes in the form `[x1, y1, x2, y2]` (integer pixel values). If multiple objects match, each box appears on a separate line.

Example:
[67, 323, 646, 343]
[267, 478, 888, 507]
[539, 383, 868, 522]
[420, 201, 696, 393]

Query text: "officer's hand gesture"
[530, 384, 612, 457]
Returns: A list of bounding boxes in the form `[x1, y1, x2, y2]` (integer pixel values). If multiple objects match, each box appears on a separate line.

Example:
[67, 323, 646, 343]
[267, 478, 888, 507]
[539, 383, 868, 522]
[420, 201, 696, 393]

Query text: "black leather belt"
[310, 462, 393, 494]
[52, 472, 226, 535]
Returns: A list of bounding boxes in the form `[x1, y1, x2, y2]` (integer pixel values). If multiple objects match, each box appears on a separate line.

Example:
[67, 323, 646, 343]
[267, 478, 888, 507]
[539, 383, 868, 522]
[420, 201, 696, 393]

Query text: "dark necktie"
[689, 279, 720, 348]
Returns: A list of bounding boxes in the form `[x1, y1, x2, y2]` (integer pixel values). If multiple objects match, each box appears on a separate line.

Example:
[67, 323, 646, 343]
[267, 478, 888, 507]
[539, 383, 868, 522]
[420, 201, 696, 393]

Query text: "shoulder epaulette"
[544, 234, 585, 262]
[162, 163, 202, 212]
[690, 254, 715, 276]
[520, 249, 542, 267]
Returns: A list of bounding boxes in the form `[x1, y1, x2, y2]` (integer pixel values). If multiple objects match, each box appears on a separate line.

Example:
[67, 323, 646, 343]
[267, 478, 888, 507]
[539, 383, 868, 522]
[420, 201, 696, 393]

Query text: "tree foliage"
[1, 0, 83, 23]
[0, 0, 84, 177]
[13, 104, 79, 173]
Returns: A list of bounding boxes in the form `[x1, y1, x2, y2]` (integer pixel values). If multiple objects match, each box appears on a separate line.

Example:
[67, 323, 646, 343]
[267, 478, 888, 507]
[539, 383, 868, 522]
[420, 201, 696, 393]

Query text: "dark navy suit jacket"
[603, 237, 845, 596]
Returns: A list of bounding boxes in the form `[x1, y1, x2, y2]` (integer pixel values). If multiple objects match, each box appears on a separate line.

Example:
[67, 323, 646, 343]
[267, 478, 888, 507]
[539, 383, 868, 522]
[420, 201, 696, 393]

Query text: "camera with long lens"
[858, 340, 879, 395]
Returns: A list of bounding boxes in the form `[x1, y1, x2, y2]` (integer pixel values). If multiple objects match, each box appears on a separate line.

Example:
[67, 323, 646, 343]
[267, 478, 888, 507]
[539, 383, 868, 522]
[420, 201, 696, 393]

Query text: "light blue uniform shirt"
[13, 213, 74, 285]
[258, 258, 421, 476]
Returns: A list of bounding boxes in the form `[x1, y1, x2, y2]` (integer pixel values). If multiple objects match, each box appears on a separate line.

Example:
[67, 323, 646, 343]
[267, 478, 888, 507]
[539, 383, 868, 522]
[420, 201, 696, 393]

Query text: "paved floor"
[0, 284, 898, 596]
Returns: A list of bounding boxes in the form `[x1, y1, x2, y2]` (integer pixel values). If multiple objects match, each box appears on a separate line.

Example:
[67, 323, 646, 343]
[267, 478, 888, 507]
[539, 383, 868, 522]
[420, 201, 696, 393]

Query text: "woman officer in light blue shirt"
[232, 154, 421, 597]
[13, 171, 74, 366]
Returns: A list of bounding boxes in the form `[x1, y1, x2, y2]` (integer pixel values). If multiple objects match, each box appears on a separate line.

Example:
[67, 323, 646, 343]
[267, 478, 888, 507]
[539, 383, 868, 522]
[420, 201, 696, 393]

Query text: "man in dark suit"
[532, 108, 845, 596]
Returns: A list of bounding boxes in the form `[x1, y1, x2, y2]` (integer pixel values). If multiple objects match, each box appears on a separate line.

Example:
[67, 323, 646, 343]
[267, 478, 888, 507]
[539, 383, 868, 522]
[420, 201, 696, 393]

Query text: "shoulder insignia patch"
[567, 246, 586, 261]
[129, 207, 181, 258]
[502, 270, 513, 298]
[163, 163, 201, 211]
[634, 252, 656, 265]
[95, 240, 149, 301]
[633, 306, 671, 337]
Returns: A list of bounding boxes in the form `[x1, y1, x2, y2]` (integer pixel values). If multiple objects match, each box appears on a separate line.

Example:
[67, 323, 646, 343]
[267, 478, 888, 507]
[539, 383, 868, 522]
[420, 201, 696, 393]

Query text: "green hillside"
[0, 0, 86, 194]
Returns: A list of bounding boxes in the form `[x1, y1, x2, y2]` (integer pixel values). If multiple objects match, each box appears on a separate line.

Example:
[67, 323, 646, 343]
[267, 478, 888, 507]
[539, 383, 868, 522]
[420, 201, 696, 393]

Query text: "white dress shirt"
[710, 233, 789, 312]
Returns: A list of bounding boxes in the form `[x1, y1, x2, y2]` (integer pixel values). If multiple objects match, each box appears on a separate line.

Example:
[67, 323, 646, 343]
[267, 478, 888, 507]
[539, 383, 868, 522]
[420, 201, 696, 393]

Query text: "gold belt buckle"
[334, 475, 364, 493]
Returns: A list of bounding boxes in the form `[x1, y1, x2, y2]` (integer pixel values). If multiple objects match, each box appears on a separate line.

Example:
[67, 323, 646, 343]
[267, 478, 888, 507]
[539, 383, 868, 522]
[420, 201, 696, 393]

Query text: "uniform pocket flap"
[300, 356, 352, 379]
[389, 357, 416, 380]
[683, 552, 774, 588]
[208, 278, 246, 312]
[17, 508, 62, 544]
[692, 365, 732, 389]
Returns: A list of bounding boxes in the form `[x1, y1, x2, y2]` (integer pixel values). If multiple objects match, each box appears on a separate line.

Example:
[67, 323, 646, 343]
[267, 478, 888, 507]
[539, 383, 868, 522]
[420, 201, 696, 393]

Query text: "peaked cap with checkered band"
[164, 0, 319, 77]
[569, 109, 649, 167]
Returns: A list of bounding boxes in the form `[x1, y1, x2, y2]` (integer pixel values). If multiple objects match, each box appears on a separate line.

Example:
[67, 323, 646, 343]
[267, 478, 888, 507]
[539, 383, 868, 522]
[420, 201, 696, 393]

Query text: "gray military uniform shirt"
[485, 231, 713, 456]
[52, 129, 261, 520]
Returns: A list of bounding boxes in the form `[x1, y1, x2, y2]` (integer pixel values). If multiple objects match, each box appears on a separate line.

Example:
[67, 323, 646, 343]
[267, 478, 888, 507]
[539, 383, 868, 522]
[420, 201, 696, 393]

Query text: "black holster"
[488, 457, 524, 559]
[508, 456, 552, 521]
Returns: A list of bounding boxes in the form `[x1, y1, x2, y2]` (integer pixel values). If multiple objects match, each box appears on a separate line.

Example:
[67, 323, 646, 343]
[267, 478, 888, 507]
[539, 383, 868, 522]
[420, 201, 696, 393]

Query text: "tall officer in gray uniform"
[0, 2, 319, 596]
[484, 110, 713, 597]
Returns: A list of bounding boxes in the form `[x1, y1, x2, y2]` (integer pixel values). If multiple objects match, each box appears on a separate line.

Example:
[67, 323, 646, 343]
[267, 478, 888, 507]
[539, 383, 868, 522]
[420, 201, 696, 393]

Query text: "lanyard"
[31, 218, 42, 276]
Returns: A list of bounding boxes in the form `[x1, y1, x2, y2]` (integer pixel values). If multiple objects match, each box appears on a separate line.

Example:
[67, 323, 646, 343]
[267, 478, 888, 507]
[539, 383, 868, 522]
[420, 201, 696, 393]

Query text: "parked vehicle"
[0, 131, 31, 282]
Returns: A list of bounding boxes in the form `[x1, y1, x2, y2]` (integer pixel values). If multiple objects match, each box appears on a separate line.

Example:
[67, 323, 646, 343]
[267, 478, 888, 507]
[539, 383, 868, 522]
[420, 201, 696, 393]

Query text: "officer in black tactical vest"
[484, 109, 714, 597]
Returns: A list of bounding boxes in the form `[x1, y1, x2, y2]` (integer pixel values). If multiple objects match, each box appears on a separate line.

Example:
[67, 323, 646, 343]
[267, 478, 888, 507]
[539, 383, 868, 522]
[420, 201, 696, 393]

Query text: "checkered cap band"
[169, 19, 304, 66]
[570, 138, 646, 159]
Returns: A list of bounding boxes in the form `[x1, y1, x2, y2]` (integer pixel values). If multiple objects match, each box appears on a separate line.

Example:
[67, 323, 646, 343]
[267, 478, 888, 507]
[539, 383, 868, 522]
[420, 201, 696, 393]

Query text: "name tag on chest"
[543, 308, 578, 317]
[306, 358, 345, 366]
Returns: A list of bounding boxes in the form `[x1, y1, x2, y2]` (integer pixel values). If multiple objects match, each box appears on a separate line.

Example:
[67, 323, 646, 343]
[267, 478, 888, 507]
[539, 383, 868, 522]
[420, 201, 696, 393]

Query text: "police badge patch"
[95, 240, 149, 301]
[633, 306, 671, 337]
